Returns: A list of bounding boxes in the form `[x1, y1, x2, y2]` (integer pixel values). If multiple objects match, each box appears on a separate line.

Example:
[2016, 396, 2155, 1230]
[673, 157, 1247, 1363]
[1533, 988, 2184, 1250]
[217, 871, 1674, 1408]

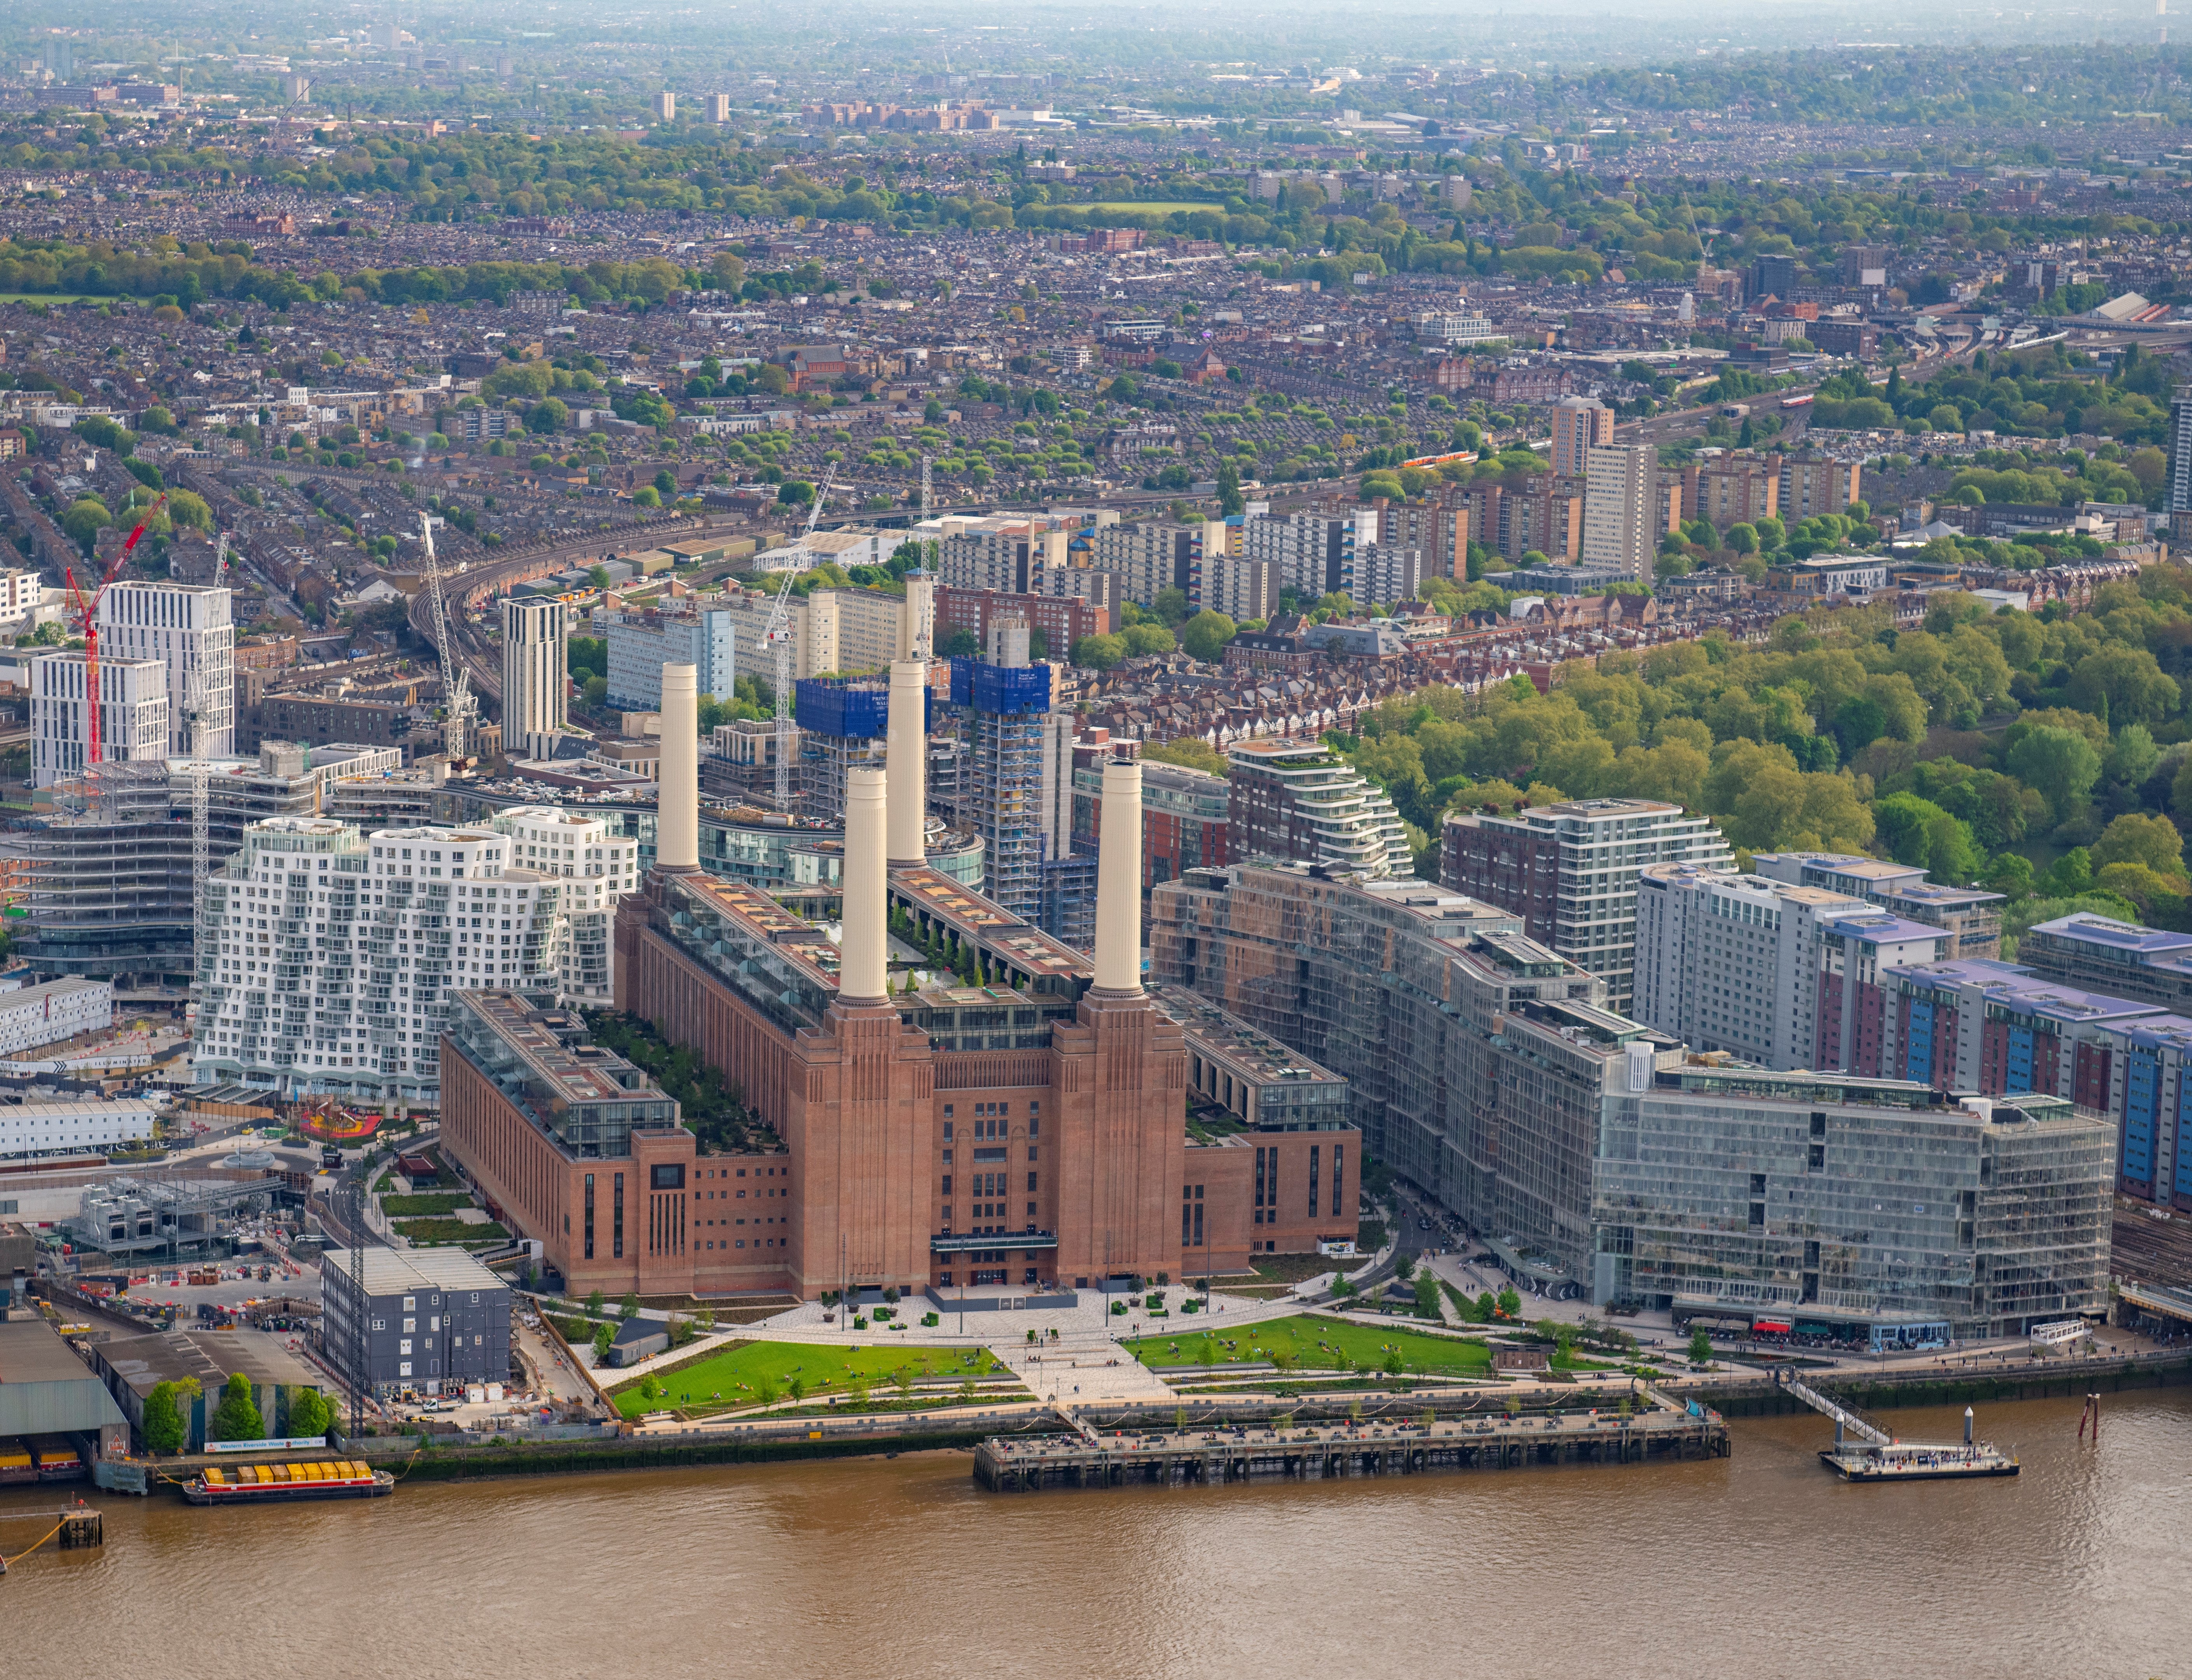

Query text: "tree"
[1215, 459, 1244, 517]
[621, 1291, 641, 1320]
[141, 1376, 199, 1454]
[1143, 737, 1228, 775]
[208, 1372, 264, 1442]
[1123, 623, 1176, 658]
[937, 626, 980, 659]
[1180, 609, 1237, 663]
[1689, 1325, 1713, 1364]
[2007, 726, 2104, 825]
[287, 1387, 333, 1439]
[527, 396, 569, 434]
[708, 249, 747, 293]
[2068, 646, 2180, 727]
[1152, 587, 1192, 627]
[1872, 792, 1984, 881]
[1415, 1272, 1443, 1318]
[1072, 632, 1127, 670]
[632, 487, 661, 508]
[2092, 812, 2187, 880]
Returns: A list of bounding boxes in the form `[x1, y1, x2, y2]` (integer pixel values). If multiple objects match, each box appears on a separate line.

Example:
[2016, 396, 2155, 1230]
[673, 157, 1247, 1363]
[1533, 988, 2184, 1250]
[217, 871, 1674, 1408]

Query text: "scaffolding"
[4, 752, 335, 991]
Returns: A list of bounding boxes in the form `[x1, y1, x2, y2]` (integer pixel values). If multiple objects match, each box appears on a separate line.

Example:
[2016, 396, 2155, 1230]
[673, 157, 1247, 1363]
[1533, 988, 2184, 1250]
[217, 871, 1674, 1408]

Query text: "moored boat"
[182, 1460, 393, 1504]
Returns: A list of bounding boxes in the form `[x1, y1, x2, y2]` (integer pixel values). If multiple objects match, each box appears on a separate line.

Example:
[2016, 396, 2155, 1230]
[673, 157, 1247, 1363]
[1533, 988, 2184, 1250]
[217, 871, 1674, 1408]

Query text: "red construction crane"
[63, 493, 166, 769]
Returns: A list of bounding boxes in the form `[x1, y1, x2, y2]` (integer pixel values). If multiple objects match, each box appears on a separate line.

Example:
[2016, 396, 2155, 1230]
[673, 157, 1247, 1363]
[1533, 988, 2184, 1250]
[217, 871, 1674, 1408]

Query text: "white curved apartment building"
[487, 806, 641, 1003]
[1225, 740, 1411, 880]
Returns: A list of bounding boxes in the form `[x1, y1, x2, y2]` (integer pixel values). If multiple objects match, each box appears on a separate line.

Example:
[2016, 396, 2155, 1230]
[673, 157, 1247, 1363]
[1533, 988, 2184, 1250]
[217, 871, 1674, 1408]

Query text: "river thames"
[5, 1389, 2187, 1679]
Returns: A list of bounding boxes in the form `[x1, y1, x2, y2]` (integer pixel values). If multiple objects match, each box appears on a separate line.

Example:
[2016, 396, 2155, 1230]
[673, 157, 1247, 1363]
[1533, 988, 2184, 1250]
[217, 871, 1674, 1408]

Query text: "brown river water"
[3, 1391, 2186, 1680]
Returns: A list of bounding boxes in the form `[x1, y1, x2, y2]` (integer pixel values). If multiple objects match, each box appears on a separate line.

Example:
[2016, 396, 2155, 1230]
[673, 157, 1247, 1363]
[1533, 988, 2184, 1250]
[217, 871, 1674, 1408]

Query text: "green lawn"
[381, 1193, 473, 1216]
[608, 1338, 1010, 1418]
[392, 1216, 507, 1245]
[1083, 202, 1218, 214]
[1126, 1314, 1492, 1377]
[0, 292, 96, 304]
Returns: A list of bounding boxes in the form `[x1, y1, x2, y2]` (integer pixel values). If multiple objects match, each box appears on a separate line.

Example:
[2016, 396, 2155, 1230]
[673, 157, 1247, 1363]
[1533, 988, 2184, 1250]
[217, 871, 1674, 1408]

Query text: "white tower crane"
[764, 472, 833, 805]
[419, 513, 475, 760]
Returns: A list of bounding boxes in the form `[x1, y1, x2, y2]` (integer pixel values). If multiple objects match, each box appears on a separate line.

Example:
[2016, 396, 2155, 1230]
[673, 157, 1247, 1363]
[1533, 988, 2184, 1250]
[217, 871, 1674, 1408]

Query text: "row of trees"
[1339, 569, 2192, 923]
[141, 1374, 334, 1453]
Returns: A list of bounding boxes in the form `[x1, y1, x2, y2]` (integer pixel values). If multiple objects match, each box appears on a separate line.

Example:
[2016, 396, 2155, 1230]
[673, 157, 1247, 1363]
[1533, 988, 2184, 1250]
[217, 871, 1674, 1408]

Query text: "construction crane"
[62, 492, 166, 772]
[183, 532, 231, 1035]
[418, 513, 475, 760]
[765, 471, 833, 805]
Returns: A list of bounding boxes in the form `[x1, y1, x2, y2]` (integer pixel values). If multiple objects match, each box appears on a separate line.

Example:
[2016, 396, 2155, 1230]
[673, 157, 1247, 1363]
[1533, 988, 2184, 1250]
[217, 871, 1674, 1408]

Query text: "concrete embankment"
[1691, 1350, 2192, 1419]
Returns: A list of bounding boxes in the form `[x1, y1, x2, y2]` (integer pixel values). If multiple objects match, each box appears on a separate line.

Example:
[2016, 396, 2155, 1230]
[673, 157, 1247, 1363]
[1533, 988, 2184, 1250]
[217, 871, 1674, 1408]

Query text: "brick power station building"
[440, 661, 1358, 1305]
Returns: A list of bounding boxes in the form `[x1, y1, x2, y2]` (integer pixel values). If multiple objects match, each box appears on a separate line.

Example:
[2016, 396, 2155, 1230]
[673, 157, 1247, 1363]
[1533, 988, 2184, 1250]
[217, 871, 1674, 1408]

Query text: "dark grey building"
[321, 1247, 511, 1397]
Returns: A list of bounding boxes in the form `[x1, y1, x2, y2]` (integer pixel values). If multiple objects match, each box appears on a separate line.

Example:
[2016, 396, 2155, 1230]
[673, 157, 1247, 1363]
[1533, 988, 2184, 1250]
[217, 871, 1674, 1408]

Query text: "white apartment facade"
[191, 818, 566, 1107]
[502, 597, 569, 760]
[98, 581, 235, 758]
[1633, 860, 1951, 1070]
[31, 652, 170, 787]
[487, 806, 641, 1004]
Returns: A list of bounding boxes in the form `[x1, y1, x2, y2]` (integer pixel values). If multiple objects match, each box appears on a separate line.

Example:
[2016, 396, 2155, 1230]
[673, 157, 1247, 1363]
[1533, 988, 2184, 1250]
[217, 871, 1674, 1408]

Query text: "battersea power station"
[439, 659, 1360, 1305]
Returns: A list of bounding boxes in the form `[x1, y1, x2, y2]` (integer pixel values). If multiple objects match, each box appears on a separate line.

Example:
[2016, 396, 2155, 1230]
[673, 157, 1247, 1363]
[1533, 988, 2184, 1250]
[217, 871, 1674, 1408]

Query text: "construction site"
[3, 744, 402, 1000]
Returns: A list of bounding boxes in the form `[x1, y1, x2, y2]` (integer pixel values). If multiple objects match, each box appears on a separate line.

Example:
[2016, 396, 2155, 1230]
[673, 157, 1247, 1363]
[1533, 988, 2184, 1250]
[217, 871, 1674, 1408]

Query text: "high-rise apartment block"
[1551, 395, 1614, 478]
[31, 653, 169, 788]
[1631, 861, 1949, 1071]
[1683, 451, 1781, 530]
[1151, 861, 2113, 1338]
[1453, 475, 1583, 564]
[707, 92, 731, 123]
[97, 582, 234, 759]
[1780, 455, 1863, 524]
[1226, 740, 1410, 880]
[1350, 543, 1424, 610]
[1366, 496, 1469, 583]
[955, 652, 1051, 923]
[191, 818, 568, 1106]
[1440, 798, 1731, 1010]
[1240, 510, 1373, 602]
[1202, 553, 1277, 624]
[501, 597, 568, 761]
[603, 604, 736, 709]
[1090, 521, 1201, 609]
[1580, 443, 1657, 580]
[1750, 851, 2004, 960]
[651, 90, 676, 120]
[2169, 387, 2192, 516]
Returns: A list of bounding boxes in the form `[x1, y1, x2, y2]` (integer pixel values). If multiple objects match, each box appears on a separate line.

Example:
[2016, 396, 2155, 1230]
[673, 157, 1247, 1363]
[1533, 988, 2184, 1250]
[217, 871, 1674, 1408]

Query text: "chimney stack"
[886, 659, 927, 865]
[840, 764, 889, 1003]
[1093, 759, 1143, 994]
[657, 661, 699, 872]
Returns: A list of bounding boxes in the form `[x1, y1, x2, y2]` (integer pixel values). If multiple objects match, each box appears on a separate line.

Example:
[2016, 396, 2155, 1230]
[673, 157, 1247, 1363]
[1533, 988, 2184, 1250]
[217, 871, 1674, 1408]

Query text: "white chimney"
[840, 764, 889, 1003]
[657, 661, 699, 871]
[1093, 759, 1143, 994]
[886, 659, 927, 865]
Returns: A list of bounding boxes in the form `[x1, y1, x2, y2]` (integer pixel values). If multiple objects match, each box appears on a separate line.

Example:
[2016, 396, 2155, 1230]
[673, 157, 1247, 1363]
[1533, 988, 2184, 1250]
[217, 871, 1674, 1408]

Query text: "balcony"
[931, 1228, 1058, 1253]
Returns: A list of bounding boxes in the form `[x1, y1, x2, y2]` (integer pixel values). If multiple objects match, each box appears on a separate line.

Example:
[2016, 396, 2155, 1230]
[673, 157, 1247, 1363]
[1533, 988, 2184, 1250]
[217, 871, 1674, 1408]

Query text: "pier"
[974, 1404, 1729, 1492]
[0, 1508, 104, 1576]
[1776, 1372, 2019, 1482]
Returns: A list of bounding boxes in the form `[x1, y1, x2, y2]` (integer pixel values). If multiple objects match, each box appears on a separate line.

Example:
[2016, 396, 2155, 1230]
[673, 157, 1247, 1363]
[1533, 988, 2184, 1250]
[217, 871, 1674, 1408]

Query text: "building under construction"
[5, 744, 402, 994]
